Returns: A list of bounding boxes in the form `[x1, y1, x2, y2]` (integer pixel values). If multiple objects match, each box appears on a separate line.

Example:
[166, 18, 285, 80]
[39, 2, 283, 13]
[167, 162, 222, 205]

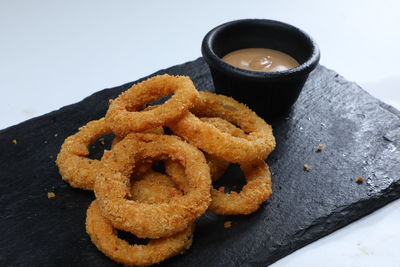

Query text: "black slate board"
[1, 58, 399, 267]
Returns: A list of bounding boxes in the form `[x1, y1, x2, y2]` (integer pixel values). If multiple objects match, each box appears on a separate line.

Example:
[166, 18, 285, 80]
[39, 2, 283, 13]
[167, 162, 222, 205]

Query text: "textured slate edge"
[243, 70, 400, 266]
[256, 182, 400, 266]
[241, 71, 400, 266]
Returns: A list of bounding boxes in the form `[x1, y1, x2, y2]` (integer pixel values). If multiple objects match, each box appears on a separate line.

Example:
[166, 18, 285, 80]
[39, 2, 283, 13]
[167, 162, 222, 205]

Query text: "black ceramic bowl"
[201, 19, 320, 119]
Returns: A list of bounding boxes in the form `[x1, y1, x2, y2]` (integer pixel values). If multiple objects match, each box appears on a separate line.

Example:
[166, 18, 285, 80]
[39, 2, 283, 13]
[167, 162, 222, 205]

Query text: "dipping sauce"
[222, 48, 299, 72]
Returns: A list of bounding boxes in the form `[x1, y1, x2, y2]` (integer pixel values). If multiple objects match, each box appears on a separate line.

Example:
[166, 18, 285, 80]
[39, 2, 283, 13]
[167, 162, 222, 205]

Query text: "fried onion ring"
[200, 117, 247, 181]
[56, 118, 111, 190]
[162, 117, 244, 183]
[204, 153, 229, 182]
[110, 126, 164, 149]
[105, 75, 199, 136]
[166, 159, 272, 215]
[86, 202, 194, 267]
[94, 133, 211, 238]
[111, 127, 165, 179]
[168, 91, 275, 163]
[209, 161, 272, 215]
[130, 170, 183, 204]
[56, 119, 164, 191]
[86, 171, 194, 266]
[87, 171, 194, 267]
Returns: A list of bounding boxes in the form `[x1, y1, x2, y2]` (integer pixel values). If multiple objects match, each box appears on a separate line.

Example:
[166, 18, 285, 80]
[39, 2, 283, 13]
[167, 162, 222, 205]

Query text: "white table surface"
[1, 1, 399, 266]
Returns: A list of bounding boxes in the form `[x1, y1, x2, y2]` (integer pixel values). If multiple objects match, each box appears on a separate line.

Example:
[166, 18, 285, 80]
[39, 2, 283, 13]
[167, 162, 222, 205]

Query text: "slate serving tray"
[0, 58, 399, 267]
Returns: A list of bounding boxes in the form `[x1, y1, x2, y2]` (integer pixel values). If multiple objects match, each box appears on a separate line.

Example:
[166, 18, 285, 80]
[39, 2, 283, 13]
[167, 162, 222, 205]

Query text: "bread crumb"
[316, 144, 324, 152]
[12, 139, 17, 144]
[224, 221, 232, 228]
[47, 192, 56, 198]
[108, 99, 113, 104]
[356, 176, 364, 184]
[54, 133, 58, 137]
[44, 140, 48, 144]
[49, 155, 53, 159]
[303, 164, 311, 171]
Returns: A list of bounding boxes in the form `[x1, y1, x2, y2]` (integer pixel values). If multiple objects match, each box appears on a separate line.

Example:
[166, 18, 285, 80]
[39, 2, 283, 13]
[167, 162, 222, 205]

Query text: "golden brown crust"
[166, 160, 272, 215]
[168, 91, 275, 163]
[130, 171, 183, 204]
[86, 202, 194, 267]
[86, 172, 194, 266]
[208, 161, 272, 215]
[56, 118, 164, 191]
[105, 75, 199, 136]
[200, 117, 247, 139]
[55, 118, 112, 190]
[200, 117, 248, 181]
[94, 133, 211, 239]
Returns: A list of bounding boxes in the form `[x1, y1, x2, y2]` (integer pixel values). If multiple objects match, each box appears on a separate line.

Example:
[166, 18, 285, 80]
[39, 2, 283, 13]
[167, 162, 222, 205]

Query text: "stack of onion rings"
[86, 201, 194, 267]
[86, 171, 194, 266]
[56, 74, 276, 265]
[200, 117, 245, 181]
[94, 133, 211, 239]
[166, 117, 273, 215]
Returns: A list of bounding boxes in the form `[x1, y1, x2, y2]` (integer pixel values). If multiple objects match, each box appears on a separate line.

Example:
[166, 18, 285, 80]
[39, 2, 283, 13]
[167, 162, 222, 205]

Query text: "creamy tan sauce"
[222, 48, 299, 72]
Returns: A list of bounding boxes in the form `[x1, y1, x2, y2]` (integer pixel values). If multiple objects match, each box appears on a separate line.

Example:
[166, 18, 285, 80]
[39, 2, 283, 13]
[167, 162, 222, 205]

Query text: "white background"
[1, 1, 399, 266]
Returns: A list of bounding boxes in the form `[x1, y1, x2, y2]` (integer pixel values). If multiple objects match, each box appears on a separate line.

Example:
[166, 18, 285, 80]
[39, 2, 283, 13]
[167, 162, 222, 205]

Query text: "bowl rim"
[201, 18, 321, 81]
